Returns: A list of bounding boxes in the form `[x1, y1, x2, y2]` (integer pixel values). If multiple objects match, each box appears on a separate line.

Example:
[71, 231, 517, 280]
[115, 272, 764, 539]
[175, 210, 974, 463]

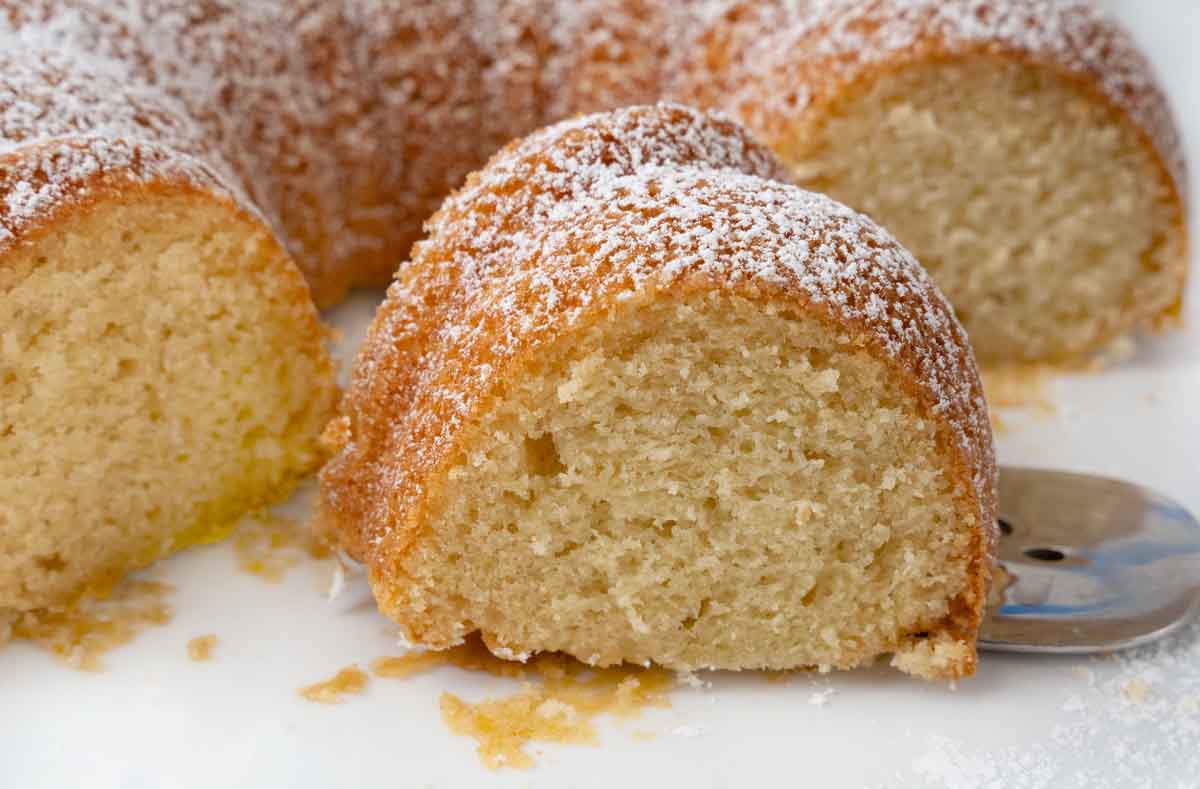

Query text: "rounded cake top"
[0, 0, 373, 274]
[0, 0, 1183, 306]
[684, 0, 1187, 195]
[0, 40, 233, 248]
[331, 103, 996, 558]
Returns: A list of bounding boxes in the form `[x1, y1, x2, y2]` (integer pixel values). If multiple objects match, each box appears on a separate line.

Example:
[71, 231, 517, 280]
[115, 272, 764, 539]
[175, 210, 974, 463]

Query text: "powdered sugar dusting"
[680, 0, 1187, 196]
[321, 103, 995, 582]
[0, 1, 414, 303]
[0, 0, 1183, 304]
[0, 0, 1181, 302]
[0, 30, 238, 241]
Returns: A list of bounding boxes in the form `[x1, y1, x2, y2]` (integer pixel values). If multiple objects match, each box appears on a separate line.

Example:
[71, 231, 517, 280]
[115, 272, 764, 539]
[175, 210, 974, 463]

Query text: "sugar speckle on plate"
[910, 619, 1200, 788]
[808, 687, 836, 707]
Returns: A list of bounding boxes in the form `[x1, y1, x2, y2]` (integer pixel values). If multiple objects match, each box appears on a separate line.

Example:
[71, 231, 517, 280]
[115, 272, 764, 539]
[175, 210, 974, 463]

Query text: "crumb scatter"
[299, 665, 369, 704]
[985, 564, 1014, 612]
[373, 636, 674, 769]
[234, 512, 331, 584]
[9, 580, 173, 671]
[187, 634, 218, 662]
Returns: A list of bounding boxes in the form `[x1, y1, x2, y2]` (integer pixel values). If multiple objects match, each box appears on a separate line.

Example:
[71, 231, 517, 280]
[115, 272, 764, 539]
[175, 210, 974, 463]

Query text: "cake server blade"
[979, 467, 1200, 654]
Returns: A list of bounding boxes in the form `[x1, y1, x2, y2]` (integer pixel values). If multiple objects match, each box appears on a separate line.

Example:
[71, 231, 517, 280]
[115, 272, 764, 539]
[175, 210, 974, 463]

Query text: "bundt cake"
[1, 1, 1184, 351]
[0, 0, 1184, 642]
[318, 104, 998, 680]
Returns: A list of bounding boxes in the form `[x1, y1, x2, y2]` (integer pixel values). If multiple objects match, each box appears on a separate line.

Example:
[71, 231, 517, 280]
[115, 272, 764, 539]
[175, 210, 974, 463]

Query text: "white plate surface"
[3, 2, 1199, 786]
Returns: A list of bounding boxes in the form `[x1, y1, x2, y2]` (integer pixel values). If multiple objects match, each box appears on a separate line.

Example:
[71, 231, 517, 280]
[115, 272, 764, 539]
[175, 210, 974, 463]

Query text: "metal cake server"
[979, 467, 1200, 654]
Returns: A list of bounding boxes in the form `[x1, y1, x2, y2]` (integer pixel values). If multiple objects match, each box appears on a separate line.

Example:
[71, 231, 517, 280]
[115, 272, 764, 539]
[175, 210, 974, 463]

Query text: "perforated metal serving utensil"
[980, 467, 1200, 654]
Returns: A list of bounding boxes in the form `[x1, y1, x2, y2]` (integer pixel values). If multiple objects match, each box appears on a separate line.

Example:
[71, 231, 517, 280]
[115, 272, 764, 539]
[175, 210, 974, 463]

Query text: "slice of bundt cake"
[0, 144, 337, 624]
[679, 0, 1189, 363]
[319, 105, 997, 680]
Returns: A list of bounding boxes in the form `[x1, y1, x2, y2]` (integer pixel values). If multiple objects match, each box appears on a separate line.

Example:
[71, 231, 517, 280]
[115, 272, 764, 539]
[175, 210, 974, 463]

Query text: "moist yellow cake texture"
[0, 176, 337, 626]
[320, 104, 998, 680]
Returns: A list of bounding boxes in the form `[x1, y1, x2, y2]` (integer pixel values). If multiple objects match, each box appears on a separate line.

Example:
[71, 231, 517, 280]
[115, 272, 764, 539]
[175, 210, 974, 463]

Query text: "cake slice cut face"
[768, 55, 1186, 364]
[319, 104, 997, 680]
[0, 169, 336, 620]
[388, 290, 988, 677]
[679, 0, 1190, 364]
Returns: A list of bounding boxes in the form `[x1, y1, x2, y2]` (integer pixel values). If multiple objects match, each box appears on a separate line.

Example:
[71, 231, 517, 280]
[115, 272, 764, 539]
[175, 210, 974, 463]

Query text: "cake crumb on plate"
[299, 665, 369, 704]
[187, 634, 218, 662]
[9, 579, 173, 671]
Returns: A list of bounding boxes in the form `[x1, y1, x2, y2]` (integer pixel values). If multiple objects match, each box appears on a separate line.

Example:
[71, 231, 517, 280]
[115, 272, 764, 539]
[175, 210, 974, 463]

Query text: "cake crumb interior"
[387, 291, 979, 676]
[778, 57, 1183, 362]
[0, 194, 333, 618]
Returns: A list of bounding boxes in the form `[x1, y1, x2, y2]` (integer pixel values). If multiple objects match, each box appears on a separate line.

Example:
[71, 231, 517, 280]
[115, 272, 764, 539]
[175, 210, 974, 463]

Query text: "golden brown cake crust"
[0, 142, 233, 275]
[674, 0, 1189, 361]
[0, 1, 1184, 310]
[318, 104, 998, 671]
[677, 0, 1187, 197]
[0, 0, 679, 306]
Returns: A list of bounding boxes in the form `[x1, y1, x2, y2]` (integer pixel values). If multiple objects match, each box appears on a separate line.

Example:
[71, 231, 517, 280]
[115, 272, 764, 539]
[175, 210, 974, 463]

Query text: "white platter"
[3, 2, 1199, 786]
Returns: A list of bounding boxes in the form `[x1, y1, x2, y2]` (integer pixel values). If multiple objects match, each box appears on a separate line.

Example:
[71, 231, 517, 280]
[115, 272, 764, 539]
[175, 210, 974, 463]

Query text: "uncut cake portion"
[319, 104, 997, 680]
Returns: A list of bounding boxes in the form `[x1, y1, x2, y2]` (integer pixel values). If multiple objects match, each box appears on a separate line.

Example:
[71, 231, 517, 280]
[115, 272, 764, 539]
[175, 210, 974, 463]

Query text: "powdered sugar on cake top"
[0, 1, 381, 286]
[0, 33, 238, 243]
[0, 0, 1184, 297]
[689, 0, 1187, 194]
